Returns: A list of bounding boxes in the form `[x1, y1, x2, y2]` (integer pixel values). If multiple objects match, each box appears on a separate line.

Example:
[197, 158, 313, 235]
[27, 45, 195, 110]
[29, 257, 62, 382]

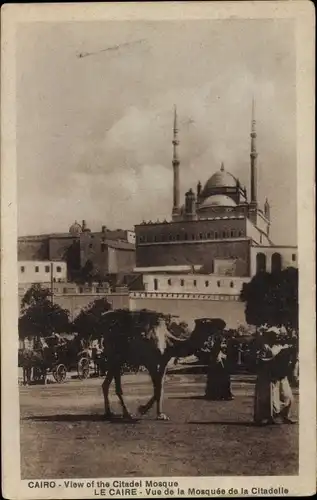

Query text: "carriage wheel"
[52, 364, 67, 383]
[77, 357, 90, 380]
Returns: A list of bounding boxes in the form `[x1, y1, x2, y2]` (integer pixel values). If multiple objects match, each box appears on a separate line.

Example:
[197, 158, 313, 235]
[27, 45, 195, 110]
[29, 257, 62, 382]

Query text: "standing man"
[254, 327, 297, 425]
[205, 335, 234, 401]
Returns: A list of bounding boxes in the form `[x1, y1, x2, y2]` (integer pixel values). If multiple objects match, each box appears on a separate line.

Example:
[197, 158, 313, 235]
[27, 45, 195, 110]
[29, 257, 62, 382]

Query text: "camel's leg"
[102, 370, 115, 419]
[138, 395, 155, 415]
[114, 370, 134, 420]
[155, 363, 169, 421]
[137, 366, 157, 416]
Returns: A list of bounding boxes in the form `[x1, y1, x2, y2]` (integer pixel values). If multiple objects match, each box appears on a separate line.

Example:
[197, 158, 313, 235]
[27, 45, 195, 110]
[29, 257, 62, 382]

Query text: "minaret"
[172, 106, 180, 219]
[250, 98, 258, 205]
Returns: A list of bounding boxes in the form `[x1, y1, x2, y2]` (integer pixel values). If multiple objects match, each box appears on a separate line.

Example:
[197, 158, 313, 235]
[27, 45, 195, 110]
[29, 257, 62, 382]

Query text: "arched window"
[271, 252, 282, 273]
[256, 253, 267, 273]
[154, 278, 158, 291]
[180, 279, 184, 286]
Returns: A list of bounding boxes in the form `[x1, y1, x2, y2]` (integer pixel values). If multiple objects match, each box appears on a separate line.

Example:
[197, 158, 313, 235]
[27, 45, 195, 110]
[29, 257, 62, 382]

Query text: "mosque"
[132, 104, 297, 323]
[18, 103, 297, 327]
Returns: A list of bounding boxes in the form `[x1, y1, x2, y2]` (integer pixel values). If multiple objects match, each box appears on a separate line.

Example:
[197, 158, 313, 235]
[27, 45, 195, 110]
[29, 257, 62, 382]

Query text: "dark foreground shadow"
[188, 420, 270, 427]
[169, 395, 245, 401]
[23, 414, 141, 424]
[169, 395, 207, 400]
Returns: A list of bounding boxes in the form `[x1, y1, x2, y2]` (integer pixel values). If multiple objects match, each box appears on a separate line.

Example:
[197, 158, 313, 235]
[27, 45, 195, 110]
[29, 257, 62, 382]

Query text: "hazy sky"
[17, 19, 297, 245]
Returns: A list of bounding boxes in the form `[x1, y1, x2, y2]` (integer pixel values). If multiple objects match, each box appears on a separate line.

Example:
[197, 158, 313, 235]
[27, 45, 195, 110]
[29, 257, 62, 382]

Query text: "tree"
[64, 239, 81, 281]
[79, 259, 96, 284]
[21, 283, 52, 311]
[240, 267, 298, 330]
[19, 284, 70, 338]
[72, 297, 112, 339]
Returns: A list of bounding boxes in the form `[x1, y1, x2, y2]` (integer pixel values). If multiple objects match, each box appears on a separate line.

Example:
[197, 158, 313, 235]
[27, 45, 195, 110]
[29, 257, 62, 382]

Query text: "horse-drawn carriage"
[19, 334, 92, 385]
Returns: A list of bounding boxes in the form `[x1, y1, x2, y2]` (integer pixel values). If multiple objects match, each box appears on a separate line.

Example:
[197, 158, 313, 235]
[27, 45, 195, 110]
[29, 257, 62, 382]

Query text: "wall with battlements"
[18, 288, 129, 321]
[136, 217, 247, 244]
[142, 273, 250, 295]
[129, 292, 246, 330]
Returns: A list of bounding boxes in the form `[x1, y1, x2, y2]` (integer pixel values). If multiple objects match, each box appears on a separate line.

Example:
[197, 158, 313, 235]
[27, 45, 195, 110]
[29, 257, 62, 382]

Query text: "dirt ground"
[20, 373, 298, 479]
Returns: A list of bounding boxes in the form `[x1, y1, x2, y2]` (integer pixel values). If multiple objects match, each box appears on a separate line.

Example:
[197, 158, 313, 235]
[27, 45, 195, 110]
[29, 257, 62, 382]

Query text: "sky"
[17, 19, 297, 245]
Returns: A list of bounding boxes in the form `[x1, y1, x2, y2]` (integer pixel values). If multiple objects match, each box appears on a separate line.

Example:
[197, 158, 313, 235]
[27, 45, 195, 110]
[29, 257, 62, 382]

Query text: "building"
[18, 221, 136, 279]
[18, 260, 67, 284]
[132, 104, 297, 327]
[80, 227, 136, 276]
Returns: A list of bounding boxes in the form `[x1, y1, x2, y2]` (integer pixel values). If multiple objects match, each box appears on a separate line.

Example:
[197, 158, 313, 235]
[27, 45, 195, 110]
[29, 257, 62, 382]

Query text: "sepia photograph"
[1, 2, 315, 499]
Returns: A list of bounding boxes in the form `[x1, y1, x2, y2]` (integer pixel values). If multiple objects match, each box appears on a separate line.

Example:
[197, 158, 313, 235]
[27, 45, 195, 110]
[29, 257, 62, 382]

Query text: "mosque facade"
[135, 104, 297, 279]
[131, 104, 297, 327]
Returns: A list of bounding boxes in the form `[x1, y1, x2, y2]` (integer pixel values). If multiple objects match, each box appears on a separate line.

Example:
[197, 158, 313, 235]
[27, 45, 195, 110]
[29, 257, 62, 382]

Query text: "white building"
[18, 261, 67, 284]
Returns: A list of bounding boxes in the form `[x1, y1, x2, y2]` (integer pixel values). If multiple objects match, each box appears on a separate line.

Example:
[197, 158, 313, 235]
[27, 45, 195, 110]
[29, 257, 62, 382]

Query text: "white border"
[1, 2, 315, 498]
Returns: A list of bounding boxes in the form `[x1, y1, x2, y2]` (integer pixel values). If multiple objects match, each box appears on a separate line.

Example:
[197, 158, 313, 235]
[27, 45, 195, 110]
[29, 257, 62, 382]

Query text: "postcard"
[1, 1, 315, 498]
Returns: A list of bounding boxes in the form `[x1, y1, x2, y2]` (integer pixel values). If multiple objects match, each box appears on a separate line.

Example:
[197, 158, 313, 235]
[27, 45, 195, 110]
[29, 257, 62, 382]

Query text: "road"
[20, 373, 298, 479]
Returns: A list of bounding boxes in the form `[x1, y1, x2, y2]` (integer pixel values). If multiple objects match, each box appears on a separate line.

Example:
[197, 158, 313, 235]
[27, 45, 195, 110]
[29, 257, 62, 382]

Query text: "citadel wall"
[129, 293, 246, 329]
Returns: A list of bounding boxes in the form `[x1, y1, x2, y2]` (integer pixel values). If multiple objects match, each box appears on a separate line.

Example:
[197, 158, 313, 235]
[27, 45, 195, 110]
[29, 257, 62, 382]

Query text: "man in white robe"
[254, 327, 296, 425]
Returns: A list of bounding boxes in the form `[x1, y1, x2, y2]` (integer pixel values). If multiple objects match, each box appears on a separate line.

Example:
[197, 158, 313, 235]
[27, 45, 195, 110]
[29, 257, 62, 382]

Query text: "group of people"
[204, 326, 298, 425]
[33, 332, 67, 351]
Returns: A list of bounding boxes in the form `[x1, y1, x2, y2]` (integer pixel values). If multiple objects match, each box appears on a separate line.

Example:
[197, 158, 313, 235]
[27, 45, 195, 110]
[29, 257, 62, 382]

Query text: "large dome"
[201, 163, 237, 196]
[198, 194, 237, 209]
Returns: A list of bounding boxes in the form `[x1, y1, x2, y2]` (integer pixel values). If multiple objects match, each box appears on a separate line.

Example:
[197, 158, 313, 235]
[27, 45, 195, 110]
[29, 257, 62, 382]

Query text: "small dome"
[69, 220, 82, 235]
[198, 194, 237, 209]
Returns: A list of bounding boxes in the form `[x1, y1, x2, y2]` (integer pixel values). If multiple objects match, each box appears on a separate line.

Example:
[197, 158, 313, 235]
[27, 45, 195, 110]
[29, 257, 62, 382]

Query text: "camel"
[100, 310, 226, 421]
